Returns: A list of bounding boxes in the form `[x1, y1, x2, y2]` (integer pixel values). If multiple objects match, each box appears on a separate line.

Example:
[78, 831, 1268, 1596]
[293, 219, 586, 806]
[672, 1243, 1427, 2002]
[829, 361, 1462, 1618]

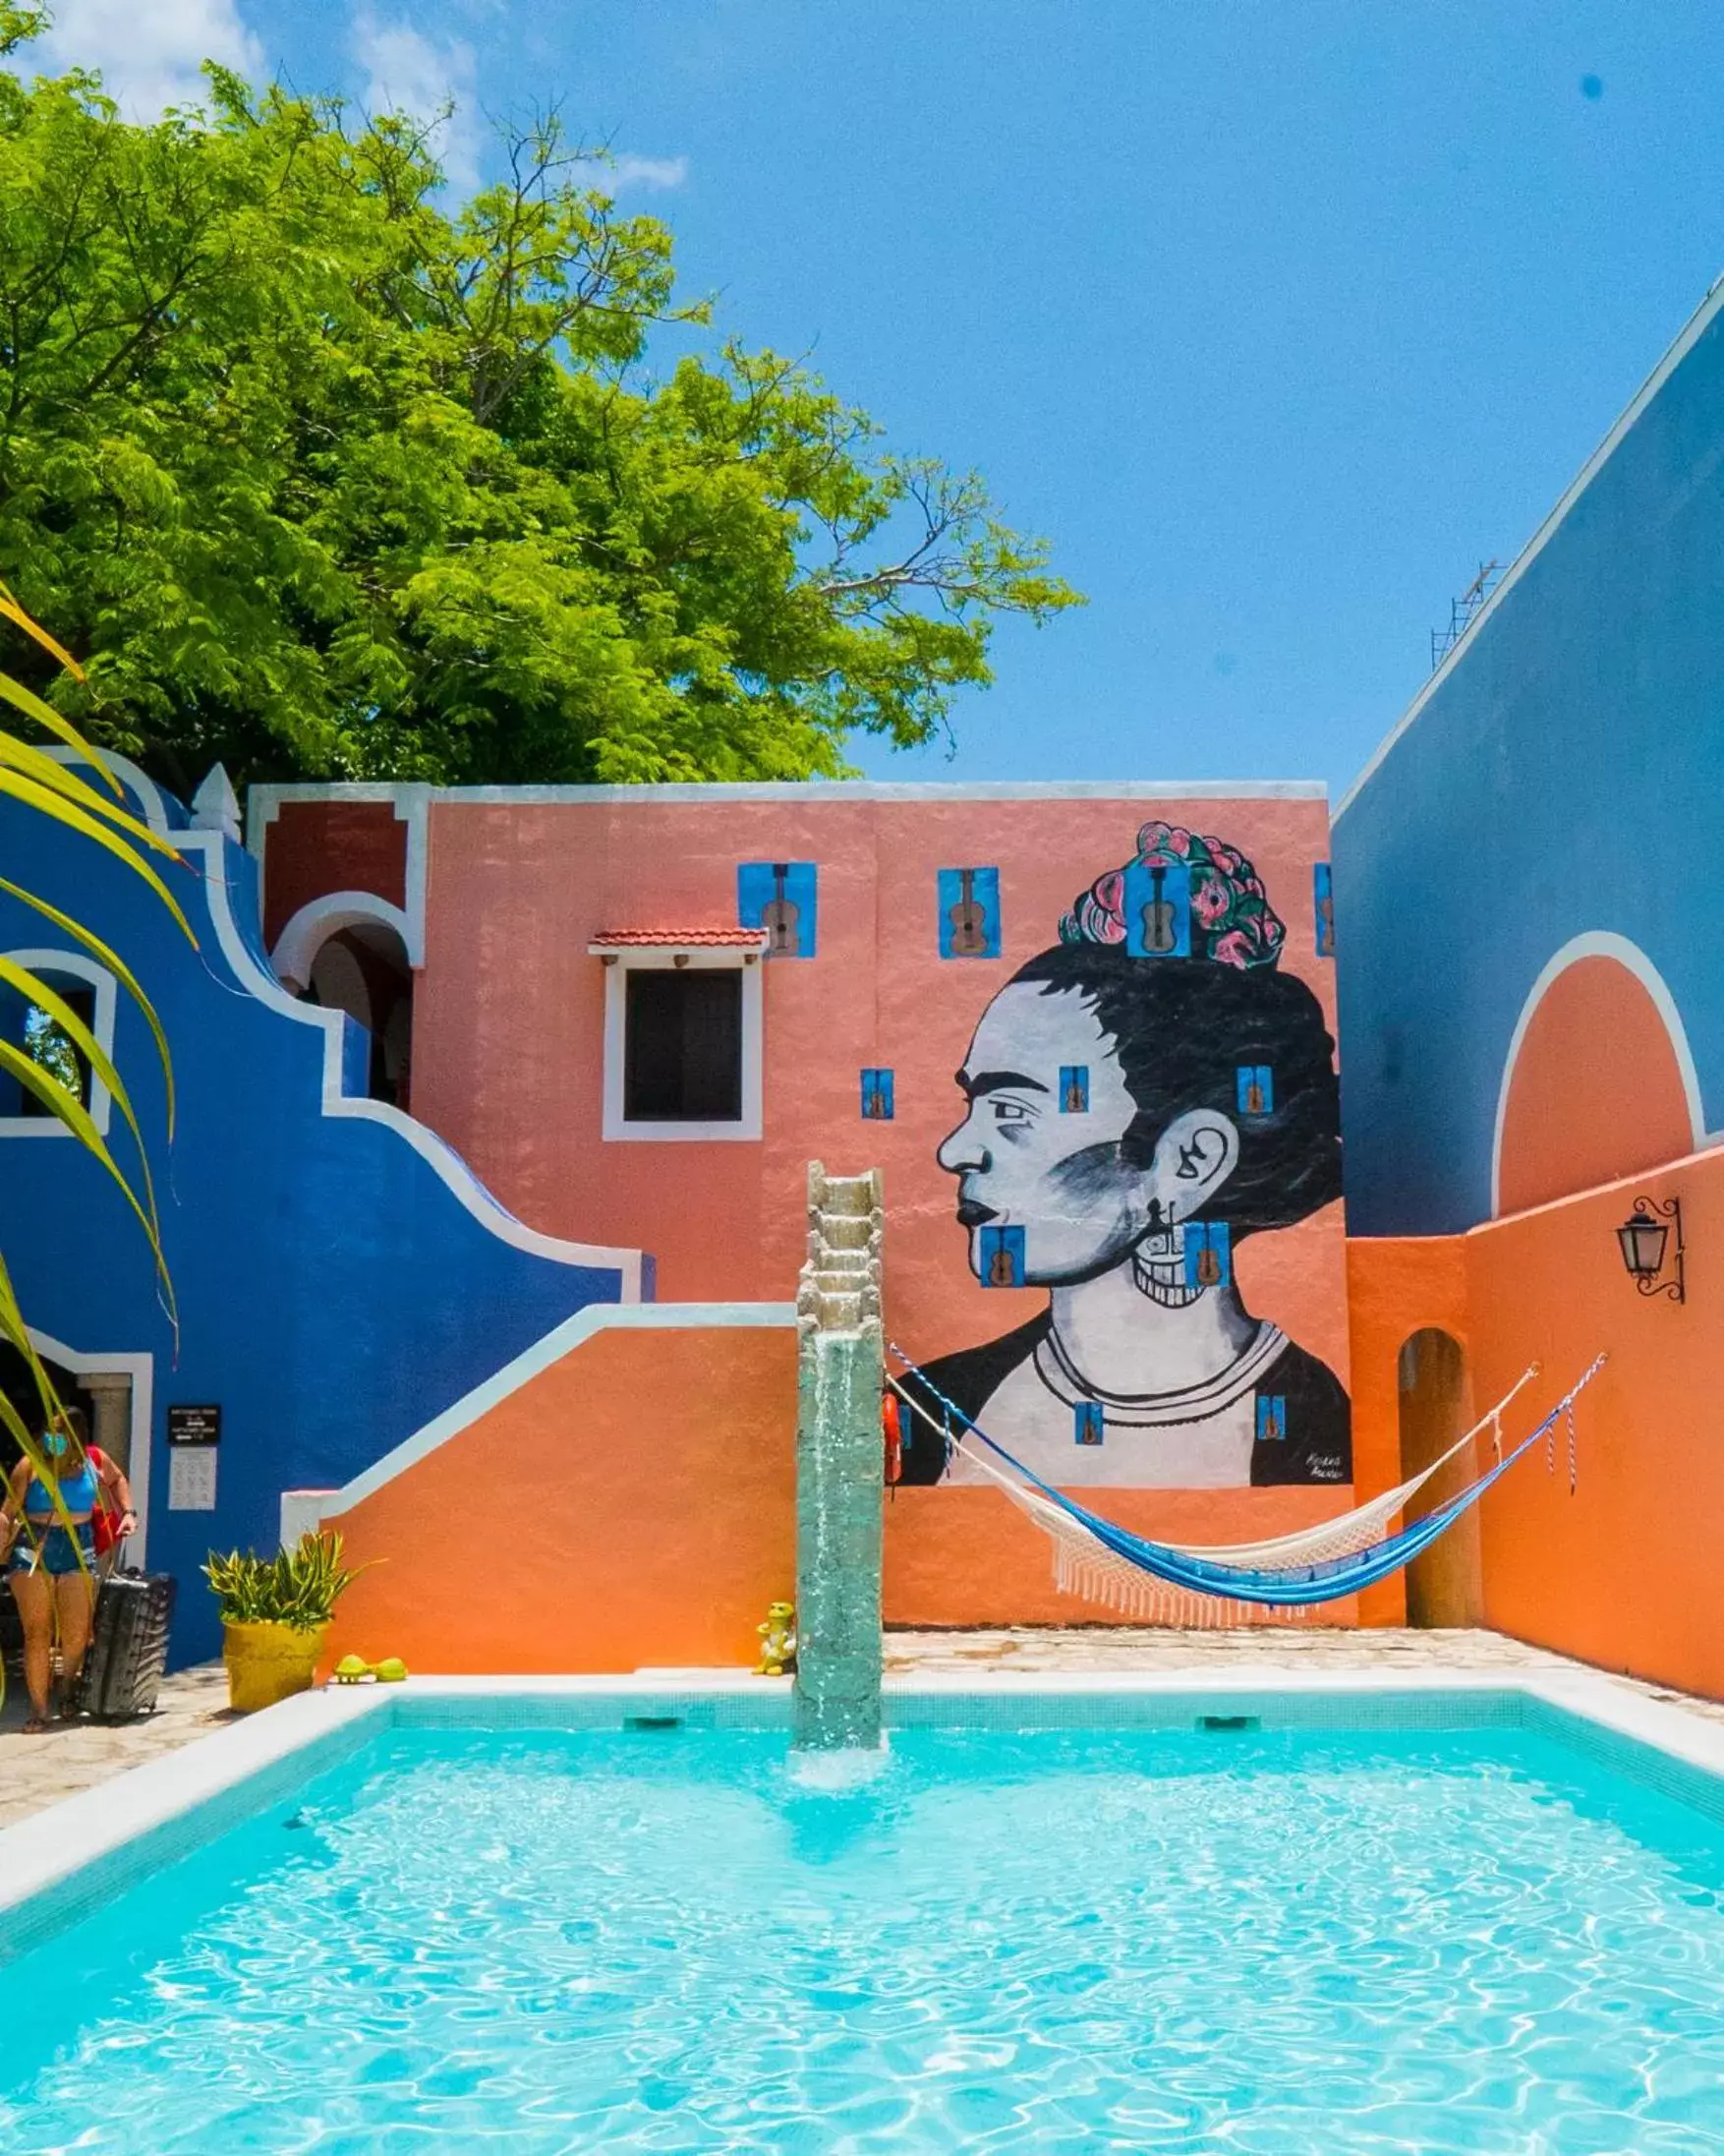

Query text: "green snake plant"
[203, 1534, 372, 1630]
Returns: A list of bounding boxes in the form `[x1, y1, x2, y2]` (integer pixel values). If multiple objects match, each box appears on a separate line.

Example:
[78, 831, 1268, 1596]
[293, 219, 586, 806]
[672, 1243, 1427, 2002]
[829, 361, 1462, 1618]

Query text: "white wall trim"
[319, 1300, 797, 1517]
[1337, 276, 1724, 824]
[179, 829, 649, 1297]
[25, 1328, 154, 1565]
[270, 892, 415, 993]
[601, 947, 764, 1143]
[247, 783, 429, 967]
[40, 745, 174, 839]
[244, 779, 1328, 808]
[0, 948, 118, 1138]
[1490, 930, 1714, 1216]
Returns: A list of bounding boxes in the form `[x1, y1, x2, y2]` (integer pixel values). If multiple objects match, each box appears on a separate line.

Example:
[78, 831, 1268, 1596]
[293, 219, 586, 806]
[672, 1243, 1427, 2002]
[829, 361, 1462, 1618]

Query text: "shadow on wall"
[1397, 1328, 1481, 1628]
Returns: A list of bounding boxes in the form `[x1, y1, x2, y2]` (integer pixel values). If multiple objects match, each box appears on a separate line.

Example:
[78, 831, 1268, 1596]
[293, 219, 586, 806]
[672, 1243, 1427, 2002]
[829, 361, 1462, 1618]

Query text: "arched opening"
[299, 920, 414, 1110]
[1397, 1327, 1482, 1628]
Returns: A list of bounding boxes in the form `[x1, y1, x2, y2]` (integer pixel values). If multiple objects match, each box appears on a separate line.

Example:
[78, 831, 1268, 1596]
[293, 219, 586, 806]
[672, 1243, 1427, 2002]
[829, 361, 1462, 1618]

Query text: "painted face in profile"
[938, 983, 1163, 1286]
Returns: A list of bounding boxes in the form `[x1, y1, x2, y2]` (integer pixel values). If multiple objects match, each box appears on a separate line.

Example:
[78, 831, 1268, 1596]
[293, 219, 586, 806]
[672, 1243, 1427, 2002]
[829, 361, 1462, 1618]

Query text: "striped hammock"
[888, 1346, 1604, 1616]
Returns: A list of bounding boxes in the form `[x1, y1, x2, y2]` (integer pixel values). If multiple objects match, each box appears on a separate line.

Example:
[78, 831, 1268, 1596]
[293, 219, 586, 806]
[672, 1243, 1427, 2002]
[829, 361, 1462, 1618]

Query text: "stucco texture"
[327, 1323, 799, 1674]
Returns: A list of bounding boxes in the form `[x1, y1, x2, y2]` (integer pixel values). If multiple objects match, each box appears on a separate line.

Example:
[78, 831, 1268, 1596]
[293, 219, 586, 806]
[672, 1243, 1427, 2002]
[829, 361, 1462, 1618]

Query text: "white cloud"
[351, 11, 480, 193]
[576, 153, 689, 196]
[36, 0, 262, 120]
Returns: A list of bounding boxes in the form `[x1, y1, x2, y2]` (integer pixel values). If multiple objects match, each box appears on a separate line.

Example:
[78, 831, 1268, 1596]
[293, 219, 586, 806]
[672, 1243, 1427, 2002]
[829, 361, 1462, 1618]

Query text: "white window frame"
[0, 950, 118, 1138]
[597, 947, 763, 1142]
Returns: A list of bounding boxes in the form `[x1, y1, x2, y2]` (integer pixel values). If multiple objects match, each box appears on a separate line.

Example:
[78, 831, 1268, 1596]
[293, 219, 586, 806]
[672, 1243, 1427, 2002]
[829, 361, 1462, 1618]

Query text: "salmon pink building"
[250, 781, 1356, 1651]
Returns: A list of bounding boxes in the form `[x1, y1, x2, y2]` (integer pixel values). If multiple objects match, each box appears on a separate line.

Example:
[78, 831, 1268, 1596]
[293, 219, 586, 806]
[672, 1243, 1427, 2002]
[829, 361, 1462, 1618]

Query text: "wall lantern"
[1616, 1195, 1685, 1303]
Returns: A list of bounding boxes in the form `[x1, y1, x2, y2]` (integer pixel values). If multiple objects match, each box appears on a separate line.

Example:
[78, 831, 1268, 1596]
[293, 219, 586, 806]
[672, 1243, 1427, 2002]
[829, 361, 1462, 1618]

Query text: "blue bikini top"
[23, 1457, 98, 1518]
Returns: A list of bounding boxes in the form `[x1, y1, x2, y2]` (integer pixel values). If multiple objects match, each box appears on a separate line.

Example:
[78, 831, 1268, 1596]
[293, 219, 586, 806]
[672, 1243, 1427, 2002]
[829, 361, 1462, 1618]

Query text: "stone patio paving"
[3, 1629, 1722, 1833]
[0, 1662, 236, 1831]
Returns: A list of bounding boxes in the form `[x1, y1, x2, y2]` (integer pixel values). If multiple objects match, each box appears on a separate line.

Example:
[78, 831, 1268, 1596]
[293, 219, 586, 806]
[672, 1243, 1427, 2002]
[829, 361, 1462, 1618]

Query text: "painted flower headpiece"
[1060, 821, 1286, 969]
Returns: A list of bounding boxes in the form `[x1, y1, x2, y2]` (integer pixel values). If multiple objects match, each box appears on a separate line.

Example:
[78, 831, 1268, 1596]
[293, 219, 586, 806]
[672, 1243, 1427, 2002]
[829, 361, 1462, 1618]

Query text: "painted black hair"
[1006, 944, 1342, 1237]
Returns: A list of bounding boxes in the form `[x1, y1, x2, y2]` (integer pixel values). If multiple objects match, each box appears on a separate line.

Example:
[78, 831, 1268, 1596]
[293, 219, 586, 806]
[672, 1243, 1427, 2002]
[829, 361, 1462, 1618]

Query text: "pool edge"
[4, 1665, 1723, 1964]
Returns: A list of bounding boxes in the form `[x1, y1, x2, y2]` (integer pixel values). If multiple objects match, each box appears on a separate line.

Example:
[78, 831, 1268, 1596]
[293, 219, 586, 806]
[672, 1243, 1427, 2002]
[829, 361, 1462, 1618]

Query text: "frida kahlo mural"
[898, 823, 1350, 1489]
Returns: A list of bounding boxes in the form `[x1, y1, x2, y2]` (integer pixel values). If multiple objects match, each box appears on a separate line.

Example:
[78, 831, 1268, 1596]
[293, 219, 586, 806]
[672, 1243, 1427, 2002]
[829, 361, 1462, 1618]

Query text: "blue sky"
[28, 2, 1724, 798]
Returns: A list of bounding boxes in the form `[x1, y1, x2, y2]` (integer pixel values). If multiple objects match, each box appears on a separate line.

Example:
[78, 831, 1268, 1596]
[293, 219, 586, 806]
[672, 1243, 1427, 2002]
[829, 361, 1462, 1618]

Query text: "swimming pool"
[4, 1681, 1724, 2152]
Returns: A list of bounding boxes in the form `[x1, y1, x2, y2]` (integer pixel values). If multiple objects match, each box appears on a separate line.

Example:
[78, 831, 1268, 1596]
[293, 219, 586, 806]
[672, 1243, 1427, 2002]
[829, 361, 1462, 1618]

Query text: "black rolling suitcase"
[79, 1567, 176, 1720]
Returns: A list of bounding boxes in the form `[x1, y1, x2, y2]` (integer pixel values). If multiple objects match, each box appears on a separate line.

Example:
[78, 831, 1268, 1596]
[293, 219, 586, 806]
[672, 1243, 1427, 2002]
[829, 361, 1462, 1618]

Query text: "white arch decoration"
[13, 752, 646, 1292]
[39, 744, 173, 837]
[182, 830, 647, 1296]
[270, 892, 414, 995]
[1490, 931, 1713, 1217]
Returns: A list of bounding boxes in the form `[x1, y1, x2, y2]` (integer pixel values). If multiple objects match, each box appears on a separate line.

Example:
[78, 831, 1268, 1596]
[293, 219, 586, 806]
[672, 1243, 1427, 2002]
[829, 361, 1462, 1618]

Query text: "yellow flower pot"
[222, 1619, 330, 1713]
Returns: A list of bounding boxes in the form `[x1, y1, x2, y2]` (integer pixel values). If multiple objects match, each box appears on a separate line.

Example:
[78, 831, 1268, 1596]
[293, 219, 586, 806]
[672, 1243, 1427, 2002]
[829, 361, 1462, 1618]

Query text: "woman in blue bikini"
[1, 1407, 135, 1730]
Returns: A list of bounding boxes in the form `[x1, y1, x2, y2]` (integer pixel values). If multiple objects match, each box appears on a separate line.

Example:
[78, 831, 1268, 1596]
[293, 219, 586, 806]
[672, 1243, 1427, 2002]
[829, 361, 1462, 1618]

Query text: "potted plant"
[203, 1532, 370, 1713]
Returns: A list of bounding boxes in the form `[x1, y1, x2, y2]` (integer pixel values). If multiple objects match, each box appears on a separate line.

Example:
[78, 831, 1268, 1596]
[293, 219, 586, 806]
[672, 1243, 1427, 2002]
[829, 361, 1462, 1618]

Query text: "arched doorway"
[1397, 1327, 1482, 1627]
[274, 903, 415, 1110]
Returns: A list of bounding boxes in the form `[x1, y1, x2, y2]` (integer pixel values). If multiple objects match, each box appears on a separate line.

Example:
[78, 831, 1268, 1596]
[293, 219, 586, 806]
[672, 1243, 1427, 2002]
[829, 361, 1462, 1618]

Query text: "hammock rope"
[887, 1344, 1605, 1612]
[889, 1358, 1538, 1574]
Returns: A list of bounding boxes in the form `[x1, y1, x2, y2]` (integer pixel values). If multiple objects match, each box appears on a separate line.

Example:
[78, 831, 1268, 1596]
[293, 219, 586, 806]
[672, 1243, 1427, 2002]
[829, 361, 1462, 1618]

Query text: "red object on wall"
[262, 800, 409, 950]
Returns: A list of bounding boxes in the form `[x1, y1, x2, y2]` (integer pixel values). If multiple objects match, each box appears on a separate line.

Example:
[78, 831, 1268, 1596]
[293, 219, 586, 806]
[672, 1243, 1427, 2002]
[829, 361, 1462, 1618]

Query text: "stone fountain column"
[791, 1162, 885, 1753]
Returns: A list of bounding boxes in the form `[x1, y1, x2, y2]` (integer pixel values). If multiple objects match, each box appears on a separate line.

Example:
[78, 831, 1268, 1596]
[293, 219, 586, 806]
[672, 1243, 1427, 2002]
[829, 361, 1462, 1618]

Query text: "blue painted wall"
[0, 770, 641, 1665]
[1335, 288, 1724, 1237]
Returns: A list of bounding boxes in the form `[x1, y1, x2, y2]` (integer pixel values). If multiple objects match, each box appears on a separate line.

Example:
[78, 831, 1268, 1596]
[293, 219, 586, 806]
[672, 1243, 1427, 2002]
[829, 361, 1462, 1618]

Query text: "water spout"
[791, 1163, 885, 1754]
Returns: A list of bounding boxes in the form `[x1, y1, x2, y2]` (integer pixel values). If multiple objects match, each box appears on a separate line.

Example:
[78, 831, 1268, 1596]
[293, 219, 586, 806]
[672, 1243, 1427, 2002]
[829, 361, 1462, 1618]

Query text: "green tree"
[0, 15, 1079, 792]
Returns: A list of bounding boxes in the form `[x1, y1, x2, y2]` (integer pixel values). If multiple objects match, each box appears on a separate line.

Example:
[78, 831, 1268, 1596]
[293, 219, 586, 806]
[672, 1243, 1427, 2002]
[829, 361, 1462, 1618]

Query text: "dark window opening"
[11, 985, 94, 1115]
[624, 967, 743, 1123]
[297, 928, 413, 1111]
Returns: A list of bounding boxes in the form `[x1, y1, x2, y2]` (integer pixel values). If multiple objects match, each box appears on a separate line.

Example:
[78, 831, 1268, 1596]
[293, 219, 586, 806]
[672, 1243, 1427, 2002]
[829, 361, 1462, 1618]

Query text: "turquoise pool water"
[5, 1719, 1724, 2152]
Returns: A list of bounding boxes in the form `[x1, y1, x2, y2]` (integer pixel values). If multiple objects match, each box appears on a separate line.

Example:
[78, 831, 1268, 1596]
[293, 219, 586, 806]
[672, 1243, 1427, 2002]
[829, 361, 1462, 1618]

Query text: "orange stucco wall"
[1339, 940, 1724, 1690]
[325, 1309, 1367, 1672]
[327, 1322, 798, 1674]
[1343, 1236, 1468, 1628]
[1497, 957, 1695, 1214]
[1347, 1142, 1722, 1694]
[1467, 1149, 1719, 1694]
[884, 1486, 1358, 1628]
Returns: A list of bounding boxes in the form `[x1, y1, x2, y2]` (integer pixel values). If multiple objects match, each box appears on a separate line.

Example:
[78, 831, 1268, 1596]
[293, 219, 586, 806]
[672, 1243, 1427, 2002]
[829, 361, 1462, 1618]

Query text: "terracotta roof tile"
[588, 927, 768, 949]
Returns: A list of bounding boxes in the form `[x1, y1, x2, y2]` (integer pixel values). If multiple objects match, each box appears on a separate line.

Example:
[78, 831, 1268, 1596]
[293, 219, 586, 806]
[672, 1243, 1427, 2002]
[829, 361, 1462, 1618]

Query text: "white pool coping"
[4, 1666, 1724, 1955]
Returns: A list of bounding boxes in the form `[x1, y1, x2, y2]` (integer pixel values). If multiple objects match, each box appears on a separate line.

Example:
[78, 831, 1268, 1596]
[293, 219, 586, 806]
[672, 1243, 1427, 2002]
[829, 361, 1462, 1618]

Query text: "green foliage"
[22, 1001, 78, 1096]
[0, 39, 1080, 791]
[203, 1531, 369, 1629]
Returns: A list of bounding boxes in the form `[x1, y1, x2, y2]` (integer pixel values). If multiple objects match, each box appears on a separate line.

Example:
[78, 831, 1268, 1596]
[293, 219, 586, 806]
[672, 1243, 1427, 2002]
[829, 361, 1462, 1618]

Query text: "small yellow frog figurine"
[755, 1601, 797, 1676]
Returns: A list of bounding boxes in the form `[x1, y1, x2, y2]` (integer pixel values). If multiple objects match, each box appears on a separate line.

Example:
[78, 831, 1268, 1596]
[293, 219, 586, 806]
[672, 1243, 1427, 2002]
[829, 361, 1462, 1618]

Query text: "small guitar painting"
[762, 864, 799, 956]
[1123, 857, 1189, 958]
[1142, 863, 1178, 954]
[948, 868, 989, 956]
